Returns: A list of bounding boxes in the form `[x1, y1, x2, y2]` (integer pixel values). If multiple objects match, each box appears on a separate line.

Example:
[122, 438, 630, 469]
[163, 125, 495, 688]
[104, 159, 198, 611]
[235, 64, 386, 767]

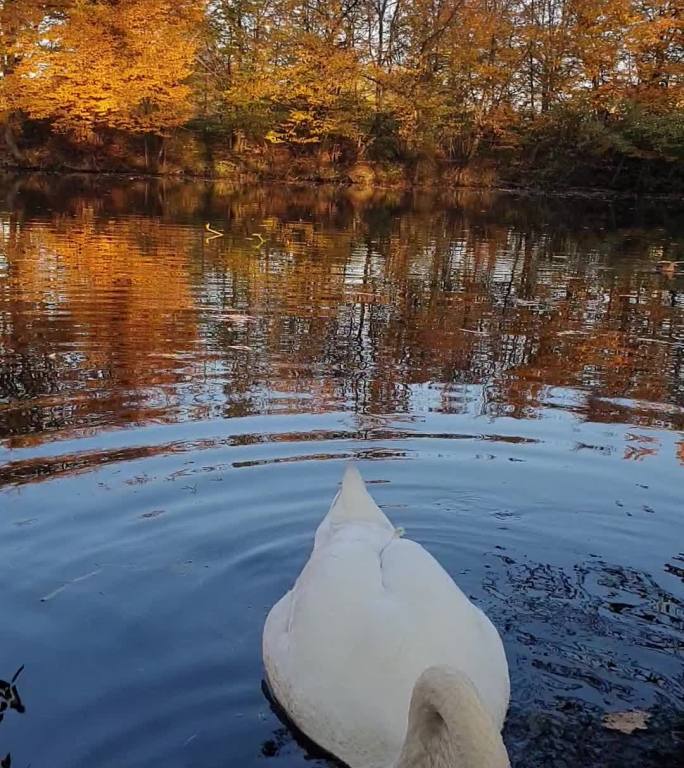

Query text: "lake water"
[0, 176, 682, 767]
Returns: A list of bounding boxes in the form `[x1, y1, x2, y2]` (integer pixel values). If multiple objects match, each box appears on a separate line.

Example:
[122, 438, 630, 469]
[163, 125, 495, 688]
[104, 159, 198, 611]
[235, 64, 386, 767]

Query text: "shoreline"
[2, 165, 683, 203]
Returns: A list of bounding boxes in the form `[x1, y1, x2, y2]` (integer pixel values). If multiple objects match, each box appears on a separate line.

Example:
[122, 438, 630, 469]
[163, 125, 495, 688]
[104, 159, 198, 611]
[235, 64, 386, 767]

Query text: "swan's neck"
[393, 668, 509, 768]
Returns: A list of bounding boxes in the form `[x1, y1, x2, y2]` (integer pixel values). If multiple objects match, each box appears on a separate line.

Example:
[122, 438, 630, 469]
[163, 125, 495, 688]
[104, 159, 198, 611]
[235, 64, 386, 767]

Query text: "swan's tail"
[315, 465, 394, 547]
[396, 666, 510, 768]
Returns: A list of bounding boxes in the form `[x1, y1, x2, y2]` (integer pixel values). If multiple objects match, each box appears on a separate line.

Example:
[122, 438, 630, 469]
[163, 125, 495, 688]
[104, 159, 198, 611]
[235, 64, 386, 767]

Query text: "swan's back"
[263, 467, 509, 768]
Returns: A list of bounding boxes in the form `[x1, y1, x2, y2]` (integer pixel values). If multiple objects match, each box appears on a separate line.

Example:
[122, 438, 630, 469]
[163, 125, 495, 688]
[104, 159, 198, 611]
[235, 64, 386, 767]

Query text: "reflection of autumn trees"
[0, 180, 682, 447]
[0, 208, 203, 442]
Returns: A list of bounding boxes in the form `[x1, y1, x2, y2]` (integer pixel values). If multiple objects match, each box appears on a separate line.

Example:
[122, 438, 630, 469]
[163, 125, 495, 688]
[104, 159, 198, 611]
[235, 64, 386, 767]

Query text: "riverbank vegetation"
[0, 0, 682, 190]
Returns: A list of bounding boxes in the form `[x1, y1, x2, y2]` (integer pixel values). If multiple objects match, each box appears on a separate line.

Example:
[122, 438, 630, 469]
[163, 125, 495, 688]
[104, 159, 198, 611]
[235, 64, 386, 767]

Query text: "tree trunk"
[3, 118, 23, 163]
[157, 136, 166, 173]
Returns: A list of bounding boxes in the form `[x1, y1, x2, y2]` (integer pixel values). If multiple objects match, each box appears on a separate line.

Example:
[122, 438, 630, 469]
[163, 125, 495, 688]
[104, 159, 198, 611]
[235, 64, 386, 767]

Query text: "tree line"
[0, 0, 682, 188]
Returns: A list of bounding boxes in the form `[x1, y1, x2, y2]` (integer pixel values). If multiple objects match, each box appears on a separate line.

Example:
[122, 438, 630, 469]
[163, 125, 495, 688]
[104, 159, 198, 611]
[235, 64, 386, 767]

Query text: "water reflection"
[0, 176, 682, 768]
[1, 176, 683, 463]
[0, 666, 25, 768]
[0, 667, 25, 723]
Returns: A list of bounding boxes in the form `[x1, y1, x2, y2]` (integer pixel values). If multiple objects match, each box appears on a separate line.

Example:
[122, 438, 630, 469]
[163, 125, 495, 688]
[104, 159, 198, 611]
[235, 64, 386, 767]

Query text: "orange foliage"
[0, 0, 681, 163]
[3, 0, 203, 136]
[2, 208, 198, 416]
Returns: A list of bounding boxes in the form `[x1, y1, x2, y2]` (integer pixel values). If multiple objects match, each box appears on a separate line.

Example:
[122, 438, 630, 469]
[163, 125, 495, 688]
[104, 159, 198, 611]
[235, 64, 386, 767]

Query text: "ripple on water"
[1, 182, 683, 768]
[1, 414, 682, 767]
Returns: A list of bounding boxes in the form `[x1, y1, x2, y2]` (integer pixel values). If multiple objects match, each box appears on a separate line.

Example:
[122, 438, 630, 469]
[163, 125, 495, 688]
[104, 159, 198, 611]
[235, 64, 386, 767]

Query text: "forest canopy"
[0, 0, 682, 187]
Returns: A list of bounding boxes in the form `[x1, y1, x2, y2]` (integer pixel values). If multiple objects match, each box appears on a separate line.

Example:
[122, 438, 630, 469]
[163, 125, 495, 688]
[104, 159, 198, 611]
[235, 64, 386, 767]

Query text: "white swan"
[263, 465, 510, 768]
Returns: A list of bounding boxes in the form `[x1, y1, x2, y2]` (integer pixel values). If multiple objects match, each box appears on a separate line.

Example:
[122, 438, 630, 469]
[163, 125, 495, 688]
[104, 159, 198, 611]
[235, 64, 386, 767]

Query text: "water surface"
[0, 176, 682, 767]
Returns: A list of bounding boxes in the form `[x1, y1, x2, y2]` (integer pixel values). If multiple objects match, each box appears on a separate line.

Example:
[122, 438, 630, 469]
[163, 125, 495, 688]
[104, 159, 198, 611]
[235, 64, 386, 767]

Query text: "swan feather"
[263, 465, 510, 768]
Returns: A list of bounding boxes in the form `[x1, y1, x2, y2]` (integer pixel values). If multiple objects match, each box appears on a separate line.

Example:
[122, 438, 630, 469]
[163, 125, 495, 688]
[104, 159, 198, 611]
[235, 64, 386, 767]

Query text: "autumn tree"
[627, 0, 682, 99]
[569, 0, 631, 106]
[0, 0, 680, 184]
[1, 0, 72, 158]
[264, 35, 370, 152]
[2, 0, 204, 163]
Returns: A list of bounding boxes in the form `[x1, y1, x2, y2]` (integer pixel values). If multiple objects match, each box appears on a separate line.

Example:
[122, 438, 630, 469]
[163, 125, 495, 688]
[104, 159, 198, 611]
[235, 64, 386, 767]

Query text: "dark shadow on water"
[262, 666, 684, 768]
[260, 679, 345, 765]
